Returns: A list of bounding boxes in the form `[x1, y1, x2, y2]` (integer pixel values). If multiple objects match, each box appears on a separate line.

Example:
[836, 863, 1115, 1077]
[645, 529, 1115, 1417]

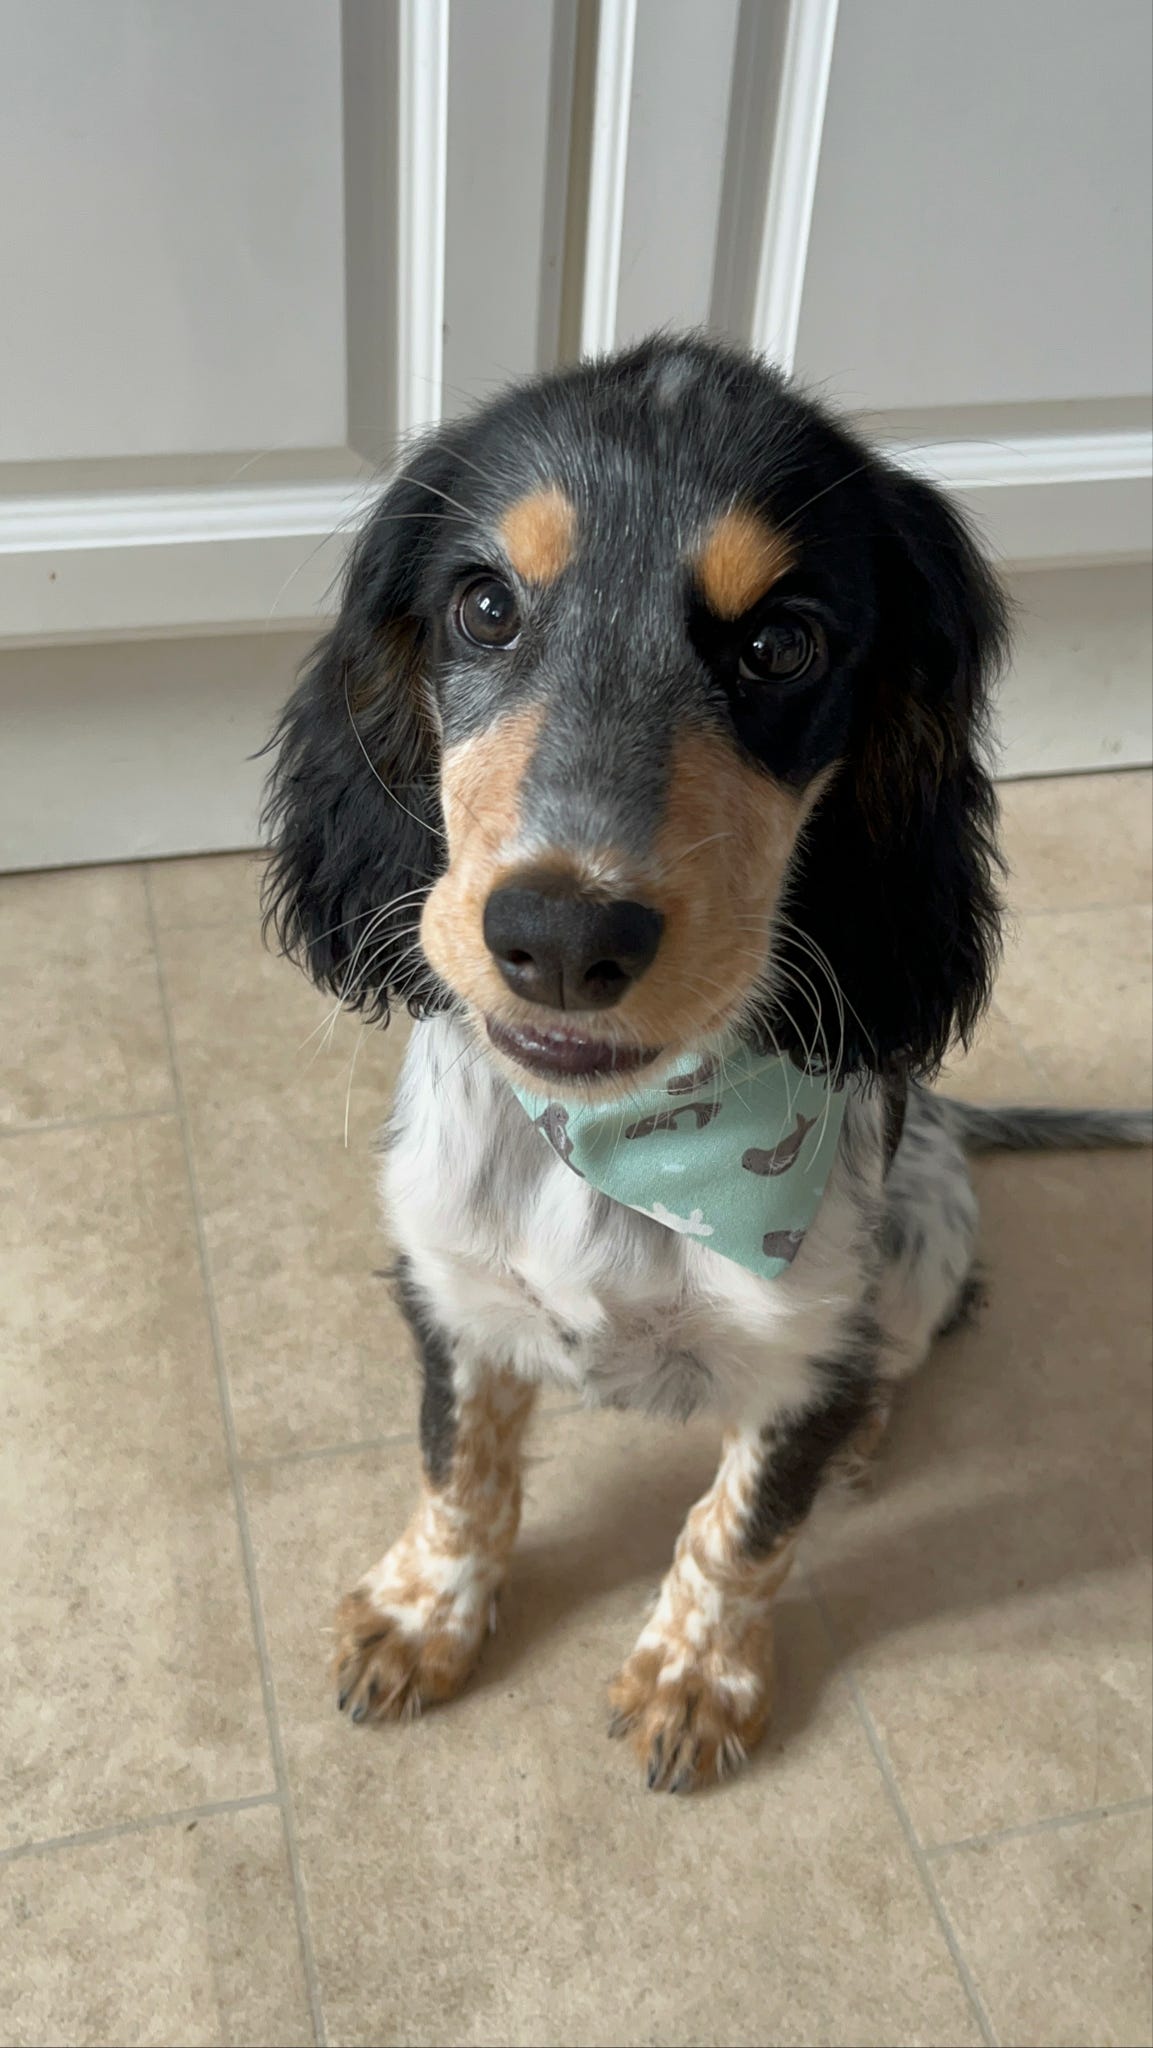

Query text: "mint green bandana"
[511, 1046, 847, 1280]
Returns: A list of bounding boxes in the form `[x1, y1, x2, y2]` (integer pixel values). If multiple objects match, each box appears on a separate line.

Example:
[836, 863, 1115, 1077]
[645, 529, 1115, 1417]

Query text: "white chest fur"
[381, 1018, 881, 1428]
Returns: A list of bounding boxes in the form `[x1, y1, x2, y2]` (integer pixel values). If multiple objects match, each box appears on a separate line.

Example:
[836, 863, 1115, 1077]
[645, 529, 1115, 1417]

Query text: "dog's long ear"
[262, 441, 458, 1022]
[781, 470, 1010, 1079]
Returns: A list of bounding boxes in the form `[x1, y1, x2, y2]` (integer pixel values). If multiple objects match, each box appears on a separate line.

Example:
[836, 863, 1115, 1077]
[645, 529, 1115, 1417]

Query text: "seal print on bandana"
[624, 1099, 723, 1139]
[534, 1102, 585, 1174]
[741, 1111, 818, 1176]
[761, 1227, 806, 1264]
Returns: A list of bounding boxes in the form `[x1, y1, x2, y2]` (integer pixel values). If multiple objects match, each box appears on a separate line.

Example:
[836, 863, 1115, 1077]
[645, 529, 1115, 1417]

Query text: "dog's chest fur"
[382, 1017, 882, 1426]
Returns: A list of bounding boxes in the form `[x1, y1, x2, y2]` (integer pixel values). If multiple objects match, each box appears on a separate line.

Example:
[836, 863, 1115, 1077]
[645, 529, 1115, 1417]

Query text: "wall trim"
[889, 429, 1153, 493]
[0, 480, 376, 646]
[0, 428, 1148, 646]
[396, 0, 450, 433]
[886, 428, 1153, 567]
[750, 0, 840, 373]
[0, 481, 374, 553]
[579, 0, 638, 358]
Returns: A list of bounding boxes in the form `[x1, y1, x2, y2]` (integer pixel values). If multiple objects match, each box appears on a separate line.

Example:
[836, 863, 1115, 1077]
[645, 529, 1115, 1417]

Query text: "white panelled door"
[0, 0, 1149, 866]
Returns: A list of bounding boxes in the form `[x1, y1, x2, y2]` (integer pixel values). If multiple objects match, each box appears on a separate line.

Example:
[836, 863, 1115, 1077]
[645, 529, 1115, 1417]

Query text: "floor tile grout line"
[927, 1793, 1153, 1862]
[0, 1106, 178, 1140]
[843, 1670, 1000, 2048]
[808, 1586, 1000, 2048]
[0, 1793, 280, 1867]
[143, 874, 329, 2048]
[240, 1403, 588, 1473]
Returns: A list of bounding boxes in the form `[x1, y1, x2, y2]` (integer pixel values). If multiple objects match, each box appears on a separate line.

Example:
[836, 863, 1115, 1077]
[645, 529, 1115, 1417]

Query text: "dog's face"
[265, 337, 1007, 1091]
[416, 388, 856, 1093]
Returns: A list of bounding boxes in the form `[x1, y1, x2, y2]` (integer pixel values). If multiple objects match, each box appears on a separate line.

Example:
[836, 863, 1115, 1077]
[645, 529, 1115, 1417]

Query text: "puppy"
[264, 334, 1150, 1791]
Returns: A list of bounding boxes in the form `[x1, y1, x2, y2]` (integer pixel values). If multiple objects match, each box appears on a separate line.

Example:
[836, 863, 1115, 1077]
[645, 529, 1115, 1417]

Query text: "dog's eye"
[738, 616, 825, 684]
[455, 575, 521, 649]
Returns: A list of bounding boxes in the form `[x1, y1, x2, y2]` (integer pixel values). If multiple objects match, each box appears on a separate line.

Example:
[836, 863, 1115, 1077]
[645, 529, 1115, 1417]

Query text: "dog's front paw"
[332, 1580, 490, 1725]
[607, 1637, 772, 1792]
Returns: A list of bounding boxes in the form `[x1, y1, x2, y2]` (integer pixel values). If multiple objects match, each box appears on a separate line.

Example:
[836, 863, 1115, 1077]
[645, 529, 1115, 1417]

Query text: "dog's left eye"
[739, 616, 825, 684]
[454, 575, 522, 649]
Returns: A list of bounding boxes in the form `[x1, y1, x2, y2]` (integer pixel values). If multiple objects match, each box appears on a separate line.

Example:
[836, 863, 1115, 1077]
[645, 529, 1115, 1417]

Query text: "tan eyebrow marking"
[498, 486, 577, 585]
[694, 508, 795, 619]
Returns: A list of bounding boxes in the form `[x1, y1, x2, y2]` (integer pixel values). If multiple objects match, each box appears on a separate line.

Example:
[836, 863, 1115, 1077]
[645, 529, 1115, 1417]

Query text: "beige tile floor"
[1, 769, 1150, 2048]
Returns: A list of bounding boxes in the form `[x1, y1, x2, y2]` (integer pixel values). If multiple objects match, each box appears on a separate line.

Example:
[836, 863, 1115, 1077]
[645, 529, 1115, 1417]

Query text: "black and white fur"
[264, 335, 1150, 1789]
[384, 1023, 1146, 1447]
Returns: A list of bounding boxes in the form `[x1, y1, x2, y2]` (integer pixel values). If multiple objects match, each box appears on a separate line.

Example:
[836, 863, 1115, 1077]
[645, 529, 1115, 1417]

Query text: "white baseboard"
[0, 629, 317, 870]
[997, 560, 1153, 777]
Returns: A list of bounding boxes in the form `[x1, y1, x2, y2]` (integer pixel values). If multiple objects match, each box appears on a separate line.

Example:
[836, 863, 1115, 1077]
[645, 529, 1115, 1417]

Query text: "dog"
[263, 334, 1150, 1792]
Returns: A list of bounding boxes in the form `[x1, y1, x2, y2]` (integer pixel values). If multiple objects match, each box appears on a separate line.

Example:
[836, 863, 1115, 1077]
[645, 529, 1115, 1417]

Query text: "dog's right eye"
[454, 575, 522, 649]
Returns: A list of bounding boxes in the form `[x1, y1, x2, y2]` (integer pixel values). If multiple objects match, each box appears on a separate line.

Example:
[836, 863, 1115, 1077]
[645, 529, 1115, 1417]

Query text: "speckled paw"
[607, 1644, 771, 1792]
[332, 1587, 485, 1725]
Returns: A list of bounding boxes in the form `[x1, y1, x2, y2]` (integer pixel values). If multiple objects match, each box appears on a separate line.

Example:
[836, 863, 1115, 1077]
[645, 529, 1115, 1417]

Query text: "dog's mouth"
[485, 1017, 663, 1083]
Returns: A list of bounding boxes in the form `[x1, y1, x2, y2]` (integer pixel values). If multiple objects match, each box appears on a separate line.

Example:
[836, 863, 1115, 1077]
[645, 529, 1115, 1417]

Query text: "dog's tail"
[937, 1098, 1153, 1153]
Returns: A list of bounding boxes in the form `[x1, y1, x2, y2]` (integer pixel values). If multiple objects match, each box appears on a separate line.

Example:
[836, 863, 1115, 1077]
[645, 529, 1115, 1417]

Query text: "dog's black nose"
[483, 885, 664, 1011]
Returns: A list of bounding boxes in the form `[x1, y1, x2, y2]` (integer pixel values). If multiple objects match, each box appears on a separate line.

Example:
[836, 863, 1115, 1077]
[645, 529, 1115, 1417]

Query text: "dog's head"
[264, 336, 1007, 1095]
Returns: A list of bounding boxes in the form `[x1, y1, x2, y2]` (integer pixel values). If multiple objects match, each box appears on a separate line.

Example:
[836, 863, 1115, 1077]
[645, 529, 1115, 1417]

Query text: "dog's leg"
[334, 1284, 536, 1724]
[608, 1380, 869, 1790]
[829, 1387, 895, 1492]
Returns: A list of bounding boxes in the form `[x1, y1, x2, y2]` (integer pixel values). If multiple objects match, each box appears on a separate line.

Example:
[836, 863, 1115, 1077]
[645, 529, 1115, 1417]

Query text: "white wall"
[0, 0, 347, 468]
[796, 0, 1153, 415]
[613, 0, 742, 342]
[441, 0, 559, 399]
